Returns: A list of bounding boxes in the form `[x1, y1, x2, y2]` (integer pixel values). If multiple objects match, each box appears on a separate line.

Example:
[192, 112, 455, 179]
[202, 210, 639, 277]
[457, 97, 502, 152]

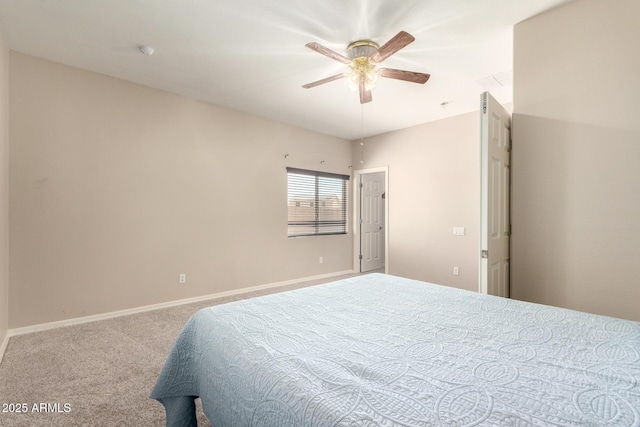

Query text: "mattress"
[151, 273, 640, 426]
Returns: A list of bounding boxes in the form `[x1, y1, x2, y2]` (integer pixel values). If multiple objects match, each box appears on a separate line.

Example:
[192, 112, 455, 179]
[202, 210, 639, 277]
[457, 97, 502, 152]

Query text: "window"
[287, 167, 349, 237]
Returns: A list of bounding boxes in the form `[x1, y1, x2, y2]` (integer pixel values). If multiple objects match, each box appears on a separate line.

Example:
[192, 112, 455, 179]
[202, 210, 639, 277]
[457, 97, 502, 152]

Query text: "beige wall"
[352, 111, 480, 292]
[512, 0, 640, 320]
[9, 53, 353, 328]
[0, 30, 9, 344]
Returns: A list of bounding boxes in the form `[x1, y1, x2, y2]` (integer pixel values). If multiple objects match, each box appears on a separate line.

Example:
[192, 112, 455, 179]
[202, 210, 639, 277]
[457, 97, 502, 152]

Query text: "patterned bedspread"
[151, 273, 640, 426]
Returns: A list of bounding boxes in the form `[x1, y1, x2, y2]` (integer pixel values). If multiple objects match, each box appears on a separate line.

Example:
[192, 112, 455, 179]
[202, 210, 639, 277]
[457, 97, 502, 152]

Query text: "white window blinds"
[287, 167, 349, 237]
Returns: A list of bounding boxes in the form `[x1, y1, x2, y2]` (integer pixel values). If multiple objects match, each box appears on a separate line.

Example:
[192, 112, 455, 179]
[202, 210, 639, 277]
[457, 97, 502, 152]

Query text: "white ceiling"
[0, 0, 570, 140]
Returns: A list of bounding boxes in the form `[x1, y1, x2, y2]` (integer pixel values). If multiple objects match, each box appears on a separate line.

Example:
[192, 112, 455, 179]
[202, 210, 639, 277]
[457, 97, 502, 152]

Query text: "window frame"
[286, 167, 349, 237]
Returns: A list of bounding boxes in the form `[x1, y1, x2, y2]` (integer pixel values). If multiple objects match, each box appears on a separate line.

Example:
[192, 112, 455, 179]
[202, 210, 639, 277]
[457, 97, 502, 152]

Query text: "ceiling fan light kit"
[347, 40, 380, 92]
[303, 31, 430, 104]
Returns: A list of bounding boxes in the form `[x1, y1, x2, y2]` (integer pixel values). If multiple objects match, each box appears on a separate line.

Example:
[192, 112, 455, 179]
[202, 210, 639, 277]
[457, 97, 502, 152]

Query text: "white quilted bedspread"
[152, 273, 640, 426]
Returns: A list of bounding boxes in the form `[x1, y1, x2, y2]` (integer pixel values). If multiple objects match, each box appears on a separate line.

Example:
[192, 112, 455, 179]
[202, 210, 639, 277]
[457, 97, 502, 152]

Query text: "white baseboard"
[6, 270, 354, 340]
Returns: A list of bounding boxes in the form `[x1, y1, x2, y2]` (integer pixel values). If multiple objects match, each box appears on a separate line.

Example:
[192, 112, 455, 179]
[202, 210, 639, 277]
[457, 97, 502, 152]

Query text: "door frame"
[353, 166, 389, 273]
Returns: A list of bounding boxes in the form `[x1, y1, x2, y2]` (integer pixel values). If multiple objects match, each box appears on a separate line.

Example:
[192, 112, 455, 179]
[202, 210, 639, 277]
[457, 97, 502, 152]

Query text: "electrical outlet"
[319, 256, 324, 264]
[453, 227, 466, 236]
[179, 274, 186, 284]
[453, 267, 459, 276]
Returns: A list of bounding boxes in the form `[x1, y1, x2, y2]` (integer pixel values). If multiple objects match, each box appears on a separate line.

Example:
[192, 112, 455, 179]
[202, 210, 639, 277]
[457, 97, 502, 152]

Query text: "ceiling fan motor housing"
[347, 40, 379, 61]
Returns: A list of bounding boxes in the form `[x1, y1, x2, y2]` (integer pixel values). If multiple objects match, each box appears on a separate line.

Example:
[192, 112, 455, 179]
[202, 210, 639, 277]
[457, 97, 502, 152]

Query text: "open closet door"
[480, 92, 511, 297]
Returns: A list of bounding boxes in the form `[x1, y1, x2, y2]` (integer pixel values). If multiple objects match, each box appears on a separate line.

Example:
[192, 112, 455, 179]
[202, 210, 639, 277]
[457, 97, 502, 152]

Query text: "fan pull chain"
[360, 104, 365, 165]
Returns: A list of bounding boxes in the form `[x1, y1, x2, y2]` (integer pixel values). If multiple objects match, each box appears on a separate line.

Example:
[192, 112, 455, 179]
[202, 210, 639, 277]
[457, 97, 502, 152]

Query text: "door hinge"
[359, 254, 363, 260]
[481, 250, 489, 259]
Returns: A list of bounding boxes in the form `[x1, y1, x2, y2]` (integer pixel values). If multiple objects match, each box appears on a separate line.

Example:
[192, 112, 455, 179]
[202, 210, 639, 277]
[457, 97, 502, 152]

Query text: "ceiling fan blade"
[359, 80, 372, 104]
[379, 68, 430, 84]
[302, 73, 348, 89]
[370, 31, 415, 63]
[305, 42, 351, 64]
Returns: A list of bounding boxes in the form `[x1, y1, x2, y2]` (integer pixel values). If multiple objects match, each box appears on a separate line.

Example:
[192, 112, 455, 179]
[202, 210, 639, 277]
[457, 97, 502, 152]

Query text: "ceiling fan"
[302, 31, 430, 104]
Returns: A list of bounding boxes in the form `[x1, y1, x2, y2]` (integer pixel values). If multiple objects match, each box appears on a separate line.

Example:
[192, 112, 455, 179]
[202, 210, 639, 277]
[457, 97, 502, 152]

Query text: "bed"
[151, 273, 640, 426]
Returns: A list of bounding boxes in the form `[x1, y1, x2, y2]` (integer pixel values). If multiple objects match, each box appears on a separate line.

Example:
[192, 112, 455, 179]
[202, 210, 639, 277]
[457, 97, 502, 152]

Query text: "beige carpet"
[0, 271, 375, 426]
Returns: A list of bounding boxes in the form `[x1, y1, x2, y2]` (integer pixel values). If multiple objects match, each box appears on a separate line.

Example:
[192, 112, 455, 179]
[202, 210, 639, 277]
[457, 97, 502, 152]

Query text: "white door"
[480, 92, 511, 297]
[360, 172, 385, 272]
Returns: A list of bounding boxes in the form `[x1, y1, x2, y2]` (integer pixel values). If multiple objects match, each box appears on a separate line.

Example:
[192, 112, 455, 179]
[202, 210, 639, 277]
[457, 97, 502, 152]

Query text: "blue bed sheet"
[152, 273, 640, 426]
